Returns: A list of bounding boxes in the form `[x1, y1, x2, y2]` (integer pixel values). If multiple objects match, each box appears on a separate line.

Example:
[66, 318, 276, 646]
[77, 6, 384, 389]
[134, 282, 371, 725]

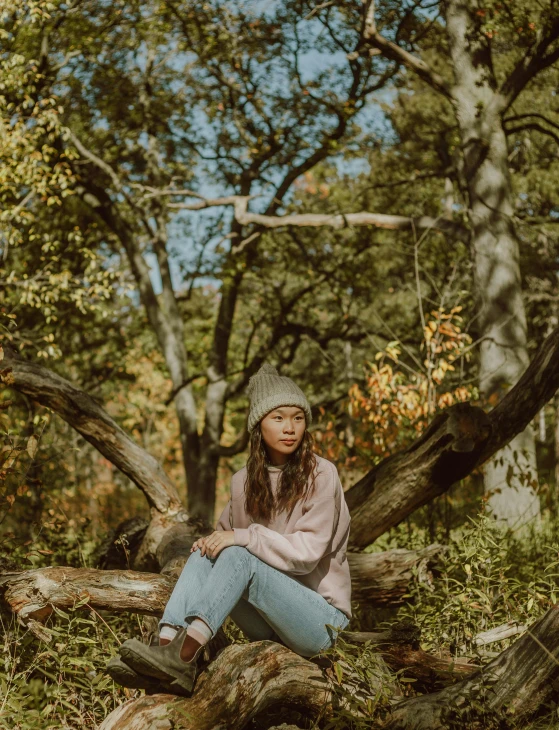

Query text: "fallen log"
[97, 609, 559, 730]
[337, 623, 477, 688]
[0, 567, 175, 624]
[97, 632, 478, 730]
[473, 620, 526, 647]
[341, 626, 477, 686]
[98, 641, 329, 730]
[0, 545, 444, 627]
[348, 545, 444, 605]
[386, 606, 559, 729]
[1, 564, 477, 690]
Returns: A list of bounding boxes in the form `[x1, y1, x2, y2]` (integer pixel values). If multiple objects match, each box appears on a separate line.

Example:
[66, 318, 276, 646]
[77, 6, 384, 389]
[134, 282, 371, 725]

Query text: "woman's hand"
[191, 530, 235, 559]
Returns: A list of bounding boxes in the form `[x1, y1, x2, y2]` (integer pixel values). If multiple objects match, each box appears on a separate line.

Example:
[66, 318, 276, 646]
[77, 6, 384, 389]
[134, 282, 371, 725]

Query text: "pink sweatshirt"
[215, 454, 352, 617]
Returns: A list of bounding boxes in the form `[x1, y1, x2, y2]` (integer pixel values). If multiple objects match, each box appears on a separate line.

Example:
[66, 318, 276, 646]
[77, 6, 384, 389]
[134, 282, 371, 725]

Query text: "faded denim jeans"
[160, 546, 349, 657]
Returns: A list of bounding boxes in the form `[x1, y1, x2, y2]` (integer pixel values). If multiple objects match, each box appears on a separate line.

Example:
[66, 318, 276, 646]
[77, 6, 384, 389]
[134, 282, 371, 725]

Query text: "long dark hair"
[244, 426, 317, 521]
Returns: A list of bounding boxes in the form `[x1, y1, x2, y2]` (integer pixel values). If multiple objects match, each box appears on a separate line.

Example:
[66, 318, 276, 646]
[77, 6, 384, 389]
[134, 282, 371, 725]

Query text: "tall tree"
[294, 0, 559, 525]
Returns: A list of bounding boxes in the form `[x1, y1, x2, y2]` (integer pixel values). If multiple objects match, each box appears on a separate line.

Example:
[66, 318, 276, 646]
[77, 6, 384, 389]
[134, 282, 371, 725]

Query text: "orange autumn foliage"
[314, 308, 477, 478]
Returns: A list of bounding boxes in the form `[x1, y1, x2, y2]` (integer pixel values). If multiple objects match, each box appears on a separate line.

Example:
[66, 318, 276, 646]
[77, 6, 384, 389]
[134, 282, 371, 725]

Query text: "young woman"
[109, 364, 351, 696]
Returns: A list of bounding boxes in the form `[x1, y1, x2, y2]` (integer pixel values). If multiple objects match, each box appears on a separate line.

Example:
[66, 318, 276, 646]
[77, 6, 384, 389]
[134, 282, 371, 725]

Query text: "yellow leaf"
[27, 435, 38, 460]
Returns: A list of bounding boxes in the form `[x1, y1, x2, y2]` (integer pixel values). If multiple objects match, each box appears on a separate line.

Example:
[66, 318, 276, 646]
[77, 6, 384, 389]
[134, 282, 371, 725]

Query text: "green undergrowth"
[0, 605, 138, 730]
[397, 513, 559, 659]
[318, 513, 559, 729]
[3, 514, 559, 728]
[0, 527, 141, 730]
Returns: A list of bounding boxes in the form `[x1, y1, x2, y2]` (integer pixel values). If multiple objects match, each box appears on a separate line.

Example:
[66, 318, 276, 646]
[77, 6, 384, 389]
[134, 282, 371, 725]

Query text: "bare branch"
[504, 112, 559, 133]
[504, 122, 559, 146]
[164, 192, 468, 240]
[362, 0, 452, 99]
[218, 427, 250, 457]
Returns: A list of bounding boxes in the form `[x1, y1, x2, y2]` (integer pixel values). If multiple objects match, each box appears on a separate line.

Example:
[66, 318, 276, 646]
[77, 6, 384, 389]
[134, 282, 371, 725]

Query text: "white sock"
[186, 618, 212, 646]
[159, 625, 178, 642]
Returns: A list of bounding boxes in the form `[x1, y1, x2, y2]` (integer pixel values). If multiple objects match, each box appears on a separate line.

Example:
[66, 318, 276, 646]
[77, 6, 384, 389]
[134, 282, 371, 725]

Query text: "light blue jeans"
[160, 546, 349, 657]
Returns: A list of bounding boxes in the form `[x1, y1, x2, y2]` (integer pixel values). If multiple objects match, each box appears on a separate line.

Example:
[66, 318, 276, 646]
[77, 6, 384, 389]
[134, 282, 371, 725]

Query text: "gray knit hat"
[246, 364, 312, 432]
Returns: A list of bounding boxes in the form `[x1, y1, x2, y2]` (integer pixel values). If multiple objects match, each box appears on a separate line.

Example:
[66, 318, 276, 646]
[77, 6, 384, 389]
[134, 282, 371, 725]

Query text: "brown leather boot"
[119, 628, 203, 697]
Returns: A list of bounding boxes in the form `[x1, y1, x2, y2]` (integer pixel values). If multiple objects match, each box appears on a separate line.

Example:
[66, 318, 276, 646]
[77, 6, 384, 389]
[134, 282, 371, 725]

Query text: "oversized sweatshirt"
[215, 454, 352, 617]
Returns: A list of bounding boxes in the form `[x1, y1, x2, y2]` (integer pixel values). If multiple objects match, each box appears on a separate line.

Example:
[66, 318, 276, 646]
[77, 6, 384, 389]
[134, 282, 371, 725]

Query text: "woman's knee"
[186, 548, 211, 569]
[217, 545, 250, 563]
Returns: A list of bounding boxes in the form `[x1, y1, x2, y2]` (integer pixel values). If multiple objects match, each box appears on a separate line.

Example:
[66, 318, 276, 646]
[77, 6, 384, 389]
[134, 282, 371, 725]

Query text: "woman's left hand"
[191, 530, 235, 559]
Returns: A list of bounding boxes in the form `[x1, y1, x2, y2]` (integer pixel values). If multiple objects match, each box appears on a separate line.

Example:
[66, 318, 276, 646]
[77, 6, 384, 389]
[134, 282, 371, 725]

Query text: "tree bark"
[386, 606, 559, 729]
[342, 624, 477, 687]
[0, 567, 175, 623]
[348, 545, 444, 605]
[555, 393, 559, 510]
[98, 606, 559, 730]
[445, 0, 539, 527]
[97, 633, 478, 730]
[362, 1, 551, 530]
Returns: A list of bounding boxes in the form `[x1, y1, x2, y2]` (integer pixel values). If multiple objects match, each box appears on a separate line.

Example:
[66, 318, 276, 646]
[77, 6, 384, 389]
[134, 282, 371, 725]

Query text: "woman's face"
[260, 406, 306, 465]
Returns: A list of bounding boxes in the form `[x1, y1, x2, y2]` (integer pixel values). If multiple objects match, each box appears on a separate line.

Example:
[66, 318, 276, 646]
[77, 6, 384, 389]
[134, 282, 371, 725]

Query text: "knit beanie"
[246, 364, 312, 432]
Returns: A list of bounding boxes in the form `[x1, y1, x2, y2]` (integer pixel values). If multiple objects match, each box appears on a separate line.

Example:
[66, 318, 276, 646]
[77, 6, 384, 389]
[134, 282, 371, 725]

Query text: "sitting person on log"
[107, 363, 352, 696]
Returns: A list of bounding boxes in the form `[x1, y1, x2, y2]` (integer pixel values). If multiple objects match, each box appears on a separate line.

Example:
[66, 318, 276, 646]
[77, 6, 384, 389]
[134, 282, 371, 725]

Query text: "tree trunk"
[386, 606, 559, 729]
[1, 345, 183, 519]
[348, 545, 444, 605]
[194, 378, 230, 523]
[445, 0, 539, 528]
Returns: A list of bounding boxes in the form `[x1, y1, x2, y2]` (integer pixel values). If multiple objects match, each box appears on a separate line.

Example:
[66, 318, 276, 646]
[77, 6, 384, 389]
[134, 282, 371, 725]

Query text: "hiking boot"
[119, 628, 203, 697]
[106, 655, 162, 691]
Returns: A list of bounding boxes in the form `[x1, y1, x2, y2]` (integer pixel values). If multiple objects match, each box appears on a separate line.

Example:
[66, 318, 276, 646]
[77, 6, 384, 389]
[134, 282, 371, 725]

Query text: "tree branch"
[218, 426, 250, 457]
[498, 17, 559, 113]
[361, 0, 452, 100]
[504, 112, 559, 133]
[163, 192, 468, 241]
[504, 122, 559, 146]
[1, 346, 183, 516]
